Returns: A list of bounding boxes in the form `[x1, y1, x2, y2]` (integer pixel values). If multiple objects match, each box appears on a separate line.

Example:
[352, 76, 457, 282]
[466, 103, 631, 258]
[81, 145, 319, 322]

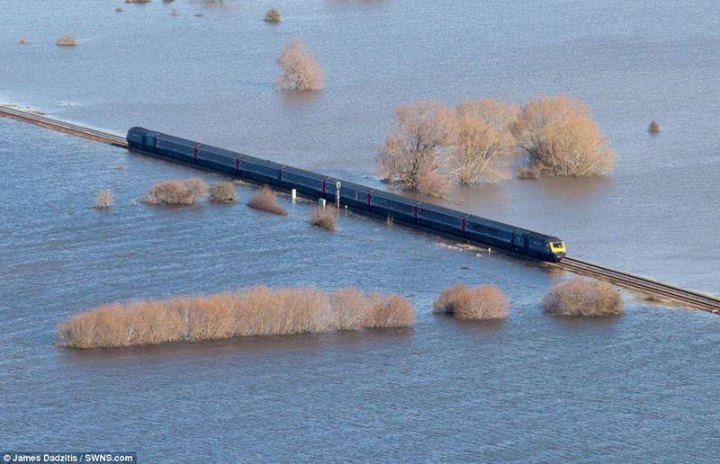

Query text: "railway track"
[559, 257, 720, 312]
[0, 105, 127, 147]
[3, 104, 718, 313]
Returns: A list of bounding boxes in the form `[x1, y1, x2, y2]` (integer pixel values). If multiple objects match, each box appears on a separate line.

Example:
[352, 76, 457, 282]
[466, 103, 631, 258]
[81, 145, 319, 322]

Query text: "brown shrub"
[57, 287, 416, 349]
[331, 288, 371, 331]
[115, 7, 124, 12]
[447, 99, 518, 184]
[513, 96, 615, 177]
[277, 39, 325, 91]
[94, 190, 114, 209]
[311, 206, 337, 231]
[365, 294, 416, 328]
[518, 166, 540, 180]
[264, 7, 281, 23]
[433, 284, 509, 320]
[544, 278, 624, 317]
[143, 178, 208, 206]
[56, 35, 77, 47]
[248, 185, 287, 215]
[125, 0, 152, 3]
[19, 37, 30, 44]
[378, 101, 451, 197]
[209, 181, 237, 203]
[648, 119, 660, 134]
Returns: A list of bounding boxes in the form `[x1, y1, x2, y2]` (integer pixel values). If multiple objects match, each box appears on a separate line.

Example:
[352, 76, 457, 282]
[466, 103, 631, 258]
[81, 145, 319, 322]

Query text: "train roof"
[127, 127, 564, 243]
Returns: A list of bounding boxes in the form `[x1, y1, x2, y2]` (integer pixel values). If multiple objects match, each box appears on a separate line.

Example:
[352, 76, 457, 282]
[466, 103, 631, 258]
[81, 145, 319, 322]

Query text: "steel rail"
[3, 105, 718, 313]
[0, 105, 127, 147]
[559, 257, 720, 312]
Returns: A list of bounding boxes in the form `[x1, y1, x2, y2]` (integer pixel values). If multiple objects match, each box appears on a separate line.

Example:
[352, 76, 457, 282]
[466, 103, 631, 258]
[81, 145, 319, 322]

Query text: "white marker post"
[319, 198, 326, 208]
[291, 189, 297, 202]
[335, 181, 341, 208]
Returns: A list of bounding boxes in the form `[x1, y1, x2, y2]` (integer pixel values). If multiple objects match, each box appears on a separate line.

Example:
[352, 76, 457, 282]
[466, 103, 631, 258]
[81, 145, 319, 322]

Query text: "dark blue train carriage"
[126, 127, 566, 262]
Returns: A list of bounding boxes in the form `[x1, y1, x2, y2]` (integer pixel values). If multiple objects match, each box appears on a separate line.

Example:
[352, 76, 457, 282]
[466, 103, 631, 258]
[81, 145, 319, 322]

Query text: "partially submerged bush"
[56, 35, 77, 47]
[378, 101, 450, 197]
[143, 178, 208, 206]
[115, 7, 124, 12]
[310, 206, 337, 231]
[543, 278, 624, 317]
[248, 185, 287, 215]
[447, 99, 518, 184]
[264, 7, 281, 23]
[433, 284, 509, 320]
[648, 119, 660, 134]
[277, 39, 325, 91]
[513, 96, 615, 177]
[94, 190, 114, 209]
[19, 37, 30, 44]
[125, 0, 152, 3]
[57, 287, 416, 348]
[209, 181, 237, 203]
[365, 294, 416, 328]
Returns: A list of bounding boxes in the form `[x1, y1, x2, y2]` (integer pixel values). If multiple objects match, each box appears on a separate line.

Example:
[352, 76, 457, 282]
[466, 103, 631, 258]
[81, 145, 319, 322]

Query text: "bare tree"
[447, 99, 518, 184]
[377, 101, 450, 196]
[277, 39, 324, 91]
[513, 96, 615, 177]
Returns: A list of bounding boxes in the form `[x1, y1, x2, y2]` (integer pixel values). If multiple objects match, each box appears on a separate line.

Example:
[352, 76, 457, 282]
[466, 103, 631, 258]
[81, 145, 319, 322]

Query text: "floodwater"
[1, 0, 719, 461]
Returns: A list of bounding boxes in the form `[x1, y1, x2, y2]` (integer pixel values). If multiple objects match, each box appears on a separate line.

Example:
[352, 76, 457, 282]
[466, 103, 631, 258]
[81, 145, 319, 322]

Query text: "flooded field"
[1, 0, 719, 461]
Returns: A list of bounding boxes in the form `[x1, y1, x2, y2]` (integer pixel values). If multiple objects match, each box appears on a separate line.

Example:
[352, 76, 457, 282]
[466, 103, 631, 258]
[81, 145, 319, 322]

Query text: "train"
[126, 127, 567, 262]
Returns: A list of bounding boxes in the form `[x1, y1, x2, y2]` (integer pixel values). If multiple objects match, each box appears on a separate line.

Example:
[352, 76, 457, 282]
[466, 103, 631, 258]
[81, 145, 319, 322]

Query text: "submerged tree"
[512, 96, 615, 177]
[277, 39, 324, 91]
[648, 119, 660, 134]
[447, 99, 518, 184]
[377, 101, 450, 197]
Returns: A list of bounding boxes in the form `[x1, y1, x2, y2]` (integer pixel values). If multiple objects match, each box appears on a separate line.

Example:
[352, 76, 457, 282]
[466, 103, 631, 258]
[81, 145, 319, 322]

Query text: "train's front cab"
[549, 239, 566, 262]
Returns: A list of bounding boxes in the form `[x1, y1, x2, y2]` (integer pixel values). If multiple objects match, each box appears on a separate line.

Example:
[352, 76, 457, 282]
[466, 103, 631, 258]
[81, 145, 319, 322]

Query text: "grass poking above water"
[143, 178, 208, 206]
[248, 185, 287, 215]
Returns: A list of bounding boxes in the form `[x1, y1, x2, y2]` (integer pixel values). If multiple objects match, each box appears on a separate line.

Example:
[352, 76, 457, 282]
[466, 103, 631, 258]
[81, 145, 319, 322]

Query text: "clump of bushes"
[94, 190, 114, 209]
[543, 278, 624, 317]
[143, 178, 208, 206]
[648, 119, 660, 134]
[248, 185, 287, 215]
[433, 284, 509, 320]
[378, 95, 615, 194]
[57, 287, 416, 349]
[56, 35, 77, 47]
[512, 96, 615, 177]
[209, 181, 237, 203]
[277, 39, 325, 91]
[264, 7, 281, 23]
[19, 37, 30, 45]
[310, 206, 337, 231]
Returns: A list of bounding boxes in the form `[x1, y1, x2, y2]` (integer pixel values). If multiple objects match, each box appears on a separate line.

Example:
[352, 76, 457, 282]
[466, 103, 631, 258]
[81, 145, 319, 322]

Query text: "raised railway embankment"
[0, 105, 127, 147]
[2, 104, 719, 314]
